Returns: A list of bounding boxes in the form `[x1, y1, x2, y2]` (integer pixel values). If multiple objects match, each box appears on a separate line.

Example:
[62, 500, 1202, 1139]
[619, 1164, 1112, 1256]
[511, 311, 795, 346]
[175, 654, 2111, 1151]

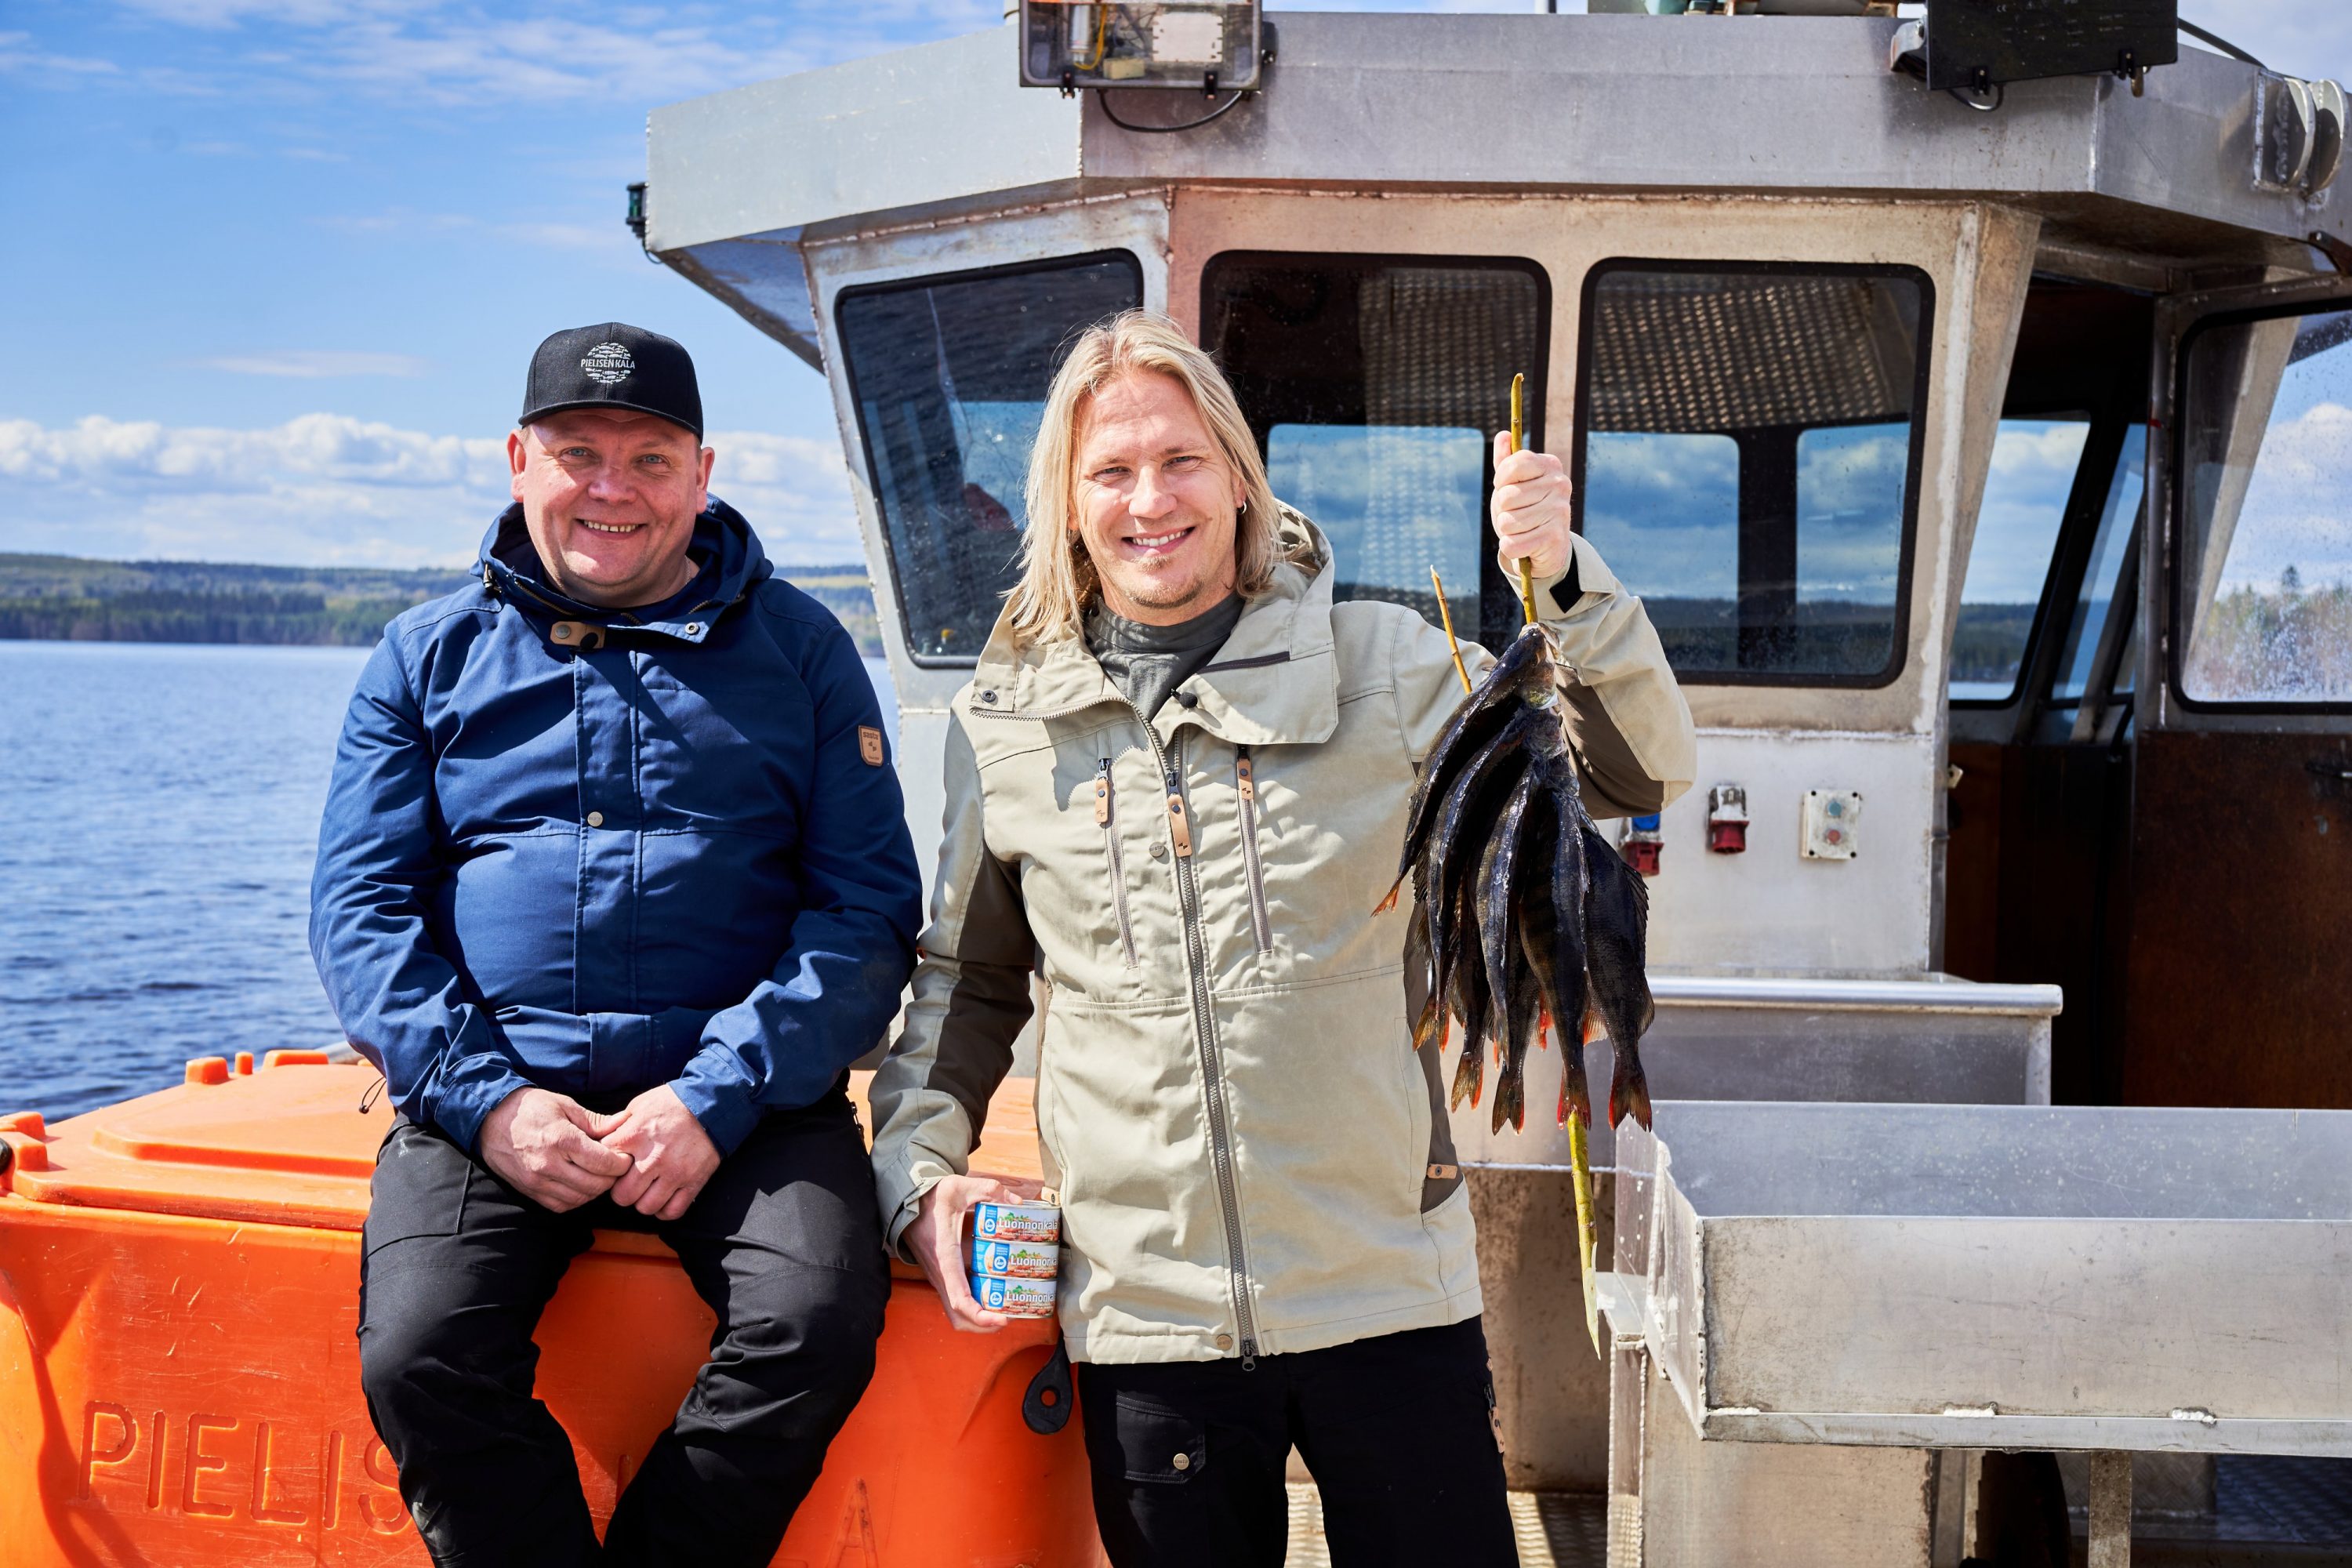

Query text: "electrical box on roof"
[1019, 2, 1262, 94]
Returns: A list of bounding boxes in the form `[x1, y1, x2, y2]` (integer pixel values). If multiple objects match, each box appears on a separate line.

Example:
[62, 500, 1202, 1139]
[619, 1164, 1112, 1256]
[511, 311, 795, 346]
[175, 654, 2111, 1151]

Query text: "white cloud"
[198, 350, 432, 378]
[2218, 398, 2352, 590]
[0, 414, 858, 568]
[706, 430, 860, 563]
[1962, 419, 2090, 602]
[62, 2, 1003, 111]
[0, 30, 122, 76]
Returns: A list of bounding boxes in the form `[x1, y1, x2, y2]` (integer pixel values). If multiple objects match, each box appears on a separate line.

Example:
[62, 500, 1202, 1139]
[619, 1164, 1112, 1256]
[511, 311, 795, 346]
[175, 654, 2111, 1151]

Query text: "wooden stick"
[1570, 1110, 1601, 1357]
[1511, 372, 1538, 628]
[1429, 566, 1473, 697]
[1510, 365, 1594, 1350]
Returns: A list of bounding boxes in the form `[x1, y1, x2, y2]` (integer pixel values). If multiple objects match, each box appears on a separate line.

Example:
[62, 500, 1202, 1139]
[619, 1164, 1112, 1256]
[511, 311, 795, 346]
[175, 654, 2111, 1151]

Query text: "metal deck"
[1283, 1486, 1608, 1568]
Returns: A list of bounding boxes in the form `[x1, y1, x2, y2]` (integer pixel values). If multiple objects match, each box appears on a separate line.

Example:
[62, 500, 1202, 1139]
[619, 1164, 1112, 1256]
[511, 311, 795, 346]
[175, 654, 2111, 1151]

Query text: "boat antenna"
[2178, 18, 2264, 72]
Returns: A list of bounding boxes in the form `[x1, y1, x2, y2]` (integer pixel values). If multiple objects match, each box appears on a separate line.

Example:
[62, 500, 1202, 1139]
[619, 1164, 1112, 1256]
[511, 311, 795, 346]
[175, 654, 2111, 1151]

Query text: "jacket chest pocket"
[1235, 748, 1272, 956]
[1095, 757, 1140, 969]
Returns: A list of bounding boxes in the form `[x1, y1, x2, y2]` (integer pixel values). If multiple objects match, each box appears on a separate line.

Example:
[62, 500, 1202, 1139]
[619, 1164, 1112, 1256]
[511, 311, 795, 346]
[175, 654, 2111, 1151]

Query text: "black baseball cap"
[519, 322, 704, 441]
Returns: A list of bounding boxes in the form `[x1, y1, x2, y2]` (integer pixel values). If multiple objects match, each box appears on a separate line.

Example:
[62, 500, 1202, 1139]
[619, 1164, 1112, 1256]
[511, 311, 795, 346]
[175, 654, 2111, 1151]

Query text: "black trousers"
[355, 1083, 890, 1568]
[1076, 1316, 1517, 1568]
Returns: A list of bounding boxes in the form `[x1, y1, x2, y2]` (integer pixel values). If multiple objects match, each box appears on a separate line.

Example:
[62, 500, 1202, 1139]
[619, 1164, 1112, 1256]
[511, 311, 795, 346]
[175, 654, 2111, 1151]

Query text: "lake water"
[0, 641, 899, 1121]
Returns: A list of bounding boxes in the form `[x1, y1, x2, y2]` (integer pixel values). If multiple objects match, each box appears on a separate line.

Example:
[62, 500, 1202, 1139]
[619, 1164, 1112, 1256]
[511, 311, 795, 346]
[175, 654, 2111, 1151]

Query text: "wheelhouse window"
[1574, 263, 1933, 685]
[1951, 419, 2090, 702]
[1200, 252, 1548, 647]
[2176, 303, 2352, 707]
[837, 252, 1142, 662]
[2052, 423, 2146, 706]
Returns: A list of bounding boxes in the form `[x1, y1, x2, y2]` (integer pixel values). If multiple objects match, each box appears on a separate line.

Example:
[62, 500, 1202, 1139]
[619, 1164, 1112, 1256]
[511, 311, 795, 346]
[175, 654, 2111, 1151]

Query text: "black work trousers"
[355, 1083, 890, 1568]
[1076, 1316, 1517, 1568]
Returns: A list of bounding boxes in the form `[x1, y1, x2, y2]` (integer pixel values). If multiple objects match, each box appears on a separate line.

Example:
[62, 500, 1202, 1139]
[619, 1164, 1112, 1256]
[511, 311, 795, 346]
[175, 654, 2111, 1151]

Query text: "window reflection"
[1952, 419, 2089, 702]
[1584, 432, 1738, 604]
[1203, 252, 1546, 645]
[837, 253, 1142, 661]
[1577, 265, 1931, 683]
[1266, 425, 1486, 618]
[2179, 306, 2352, 704]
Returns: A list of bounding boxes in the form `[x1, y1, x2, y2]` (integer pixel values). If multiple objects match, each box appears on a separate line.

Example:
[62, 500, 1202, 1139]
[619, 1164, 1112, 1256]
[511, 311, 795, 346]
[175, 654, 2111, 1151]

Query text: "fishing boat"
[6, 5, 2350, 1563]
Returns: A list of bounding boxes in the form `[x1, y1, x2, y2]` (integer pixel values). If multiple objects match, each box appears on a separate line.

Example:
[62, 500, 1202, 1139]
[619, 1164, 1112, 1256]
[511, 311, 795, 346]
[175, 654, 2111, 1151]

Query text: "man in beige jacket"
[868, 311, 1693, 1566]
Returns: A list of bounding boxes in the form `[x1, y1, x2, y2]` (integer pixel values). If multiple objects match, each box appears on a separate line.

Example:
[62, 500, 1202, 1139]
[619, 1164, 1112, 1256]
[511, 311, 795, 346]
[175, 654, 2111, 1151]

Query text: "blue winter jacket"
[309, 499, 921, 1158]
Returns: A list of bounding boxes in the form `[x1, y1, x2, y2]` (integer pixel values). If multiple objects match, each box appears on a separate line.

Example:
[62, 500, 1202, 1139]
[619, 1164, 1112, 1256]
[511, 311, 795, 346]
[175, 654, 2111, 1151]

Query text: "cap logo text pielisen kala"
[580, 343, 634, 385]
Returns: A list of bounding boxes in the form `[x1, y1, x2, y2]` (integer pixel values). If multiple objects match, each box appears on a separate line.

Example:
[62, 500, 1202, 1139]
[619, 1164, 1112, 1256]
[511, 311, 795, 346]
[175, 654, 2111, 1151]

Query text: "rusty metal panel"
[2125, 728, 2352, 1107]
[1944, 739, 2136, 1105]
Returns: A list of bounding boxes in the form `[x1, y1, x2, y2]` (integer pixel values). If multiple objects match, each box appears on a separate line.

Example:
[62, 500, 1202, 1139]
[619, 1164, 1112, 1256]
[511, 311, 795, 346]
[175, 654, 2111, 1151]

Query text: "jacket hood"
[970, 506, 1341, 748]
[477, 495, 772, 637]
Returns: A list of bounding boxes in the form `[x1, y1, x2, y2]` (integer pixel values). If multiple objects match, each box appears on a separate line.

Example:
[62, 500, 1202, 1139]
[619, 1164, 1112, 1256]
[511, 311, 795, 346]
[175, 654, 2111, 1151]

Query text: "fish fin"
[1559, 1053, 1592, 1131]
[1373, 880, 1402, 916]
[1448, 1038, 1483, 1112]
[1492, 1070, 1523, 1136]
[1608, 1050, 1653, 1131]
[1410, 989, 1443, 1052]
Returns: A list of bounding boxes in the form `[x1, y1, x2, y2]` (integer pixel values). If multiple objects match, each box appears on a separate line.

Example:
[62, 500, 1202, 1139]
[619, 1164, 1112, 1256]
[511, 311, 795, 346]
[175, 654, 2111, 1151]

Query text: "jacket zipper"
[1133, 706, 1260, 1367]
[1236, 747, 1272, 955]
[1095, 758, 1139, 968]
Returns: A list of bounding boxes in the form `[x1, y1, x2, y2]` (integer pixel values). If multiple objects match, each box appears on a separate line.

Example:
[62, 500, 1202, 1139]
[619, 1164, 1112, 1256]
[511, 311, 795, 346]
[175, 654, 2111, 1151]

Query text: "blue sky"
[2, 2, 2346, 569]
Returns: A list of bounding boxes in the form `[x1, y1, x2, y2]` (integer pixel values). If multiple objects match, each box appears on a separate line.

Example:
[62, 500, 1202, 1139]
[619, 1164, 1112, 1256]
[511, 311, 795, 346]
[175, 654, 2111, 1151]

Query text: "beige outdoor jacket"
[867, 515, 1695, 1365]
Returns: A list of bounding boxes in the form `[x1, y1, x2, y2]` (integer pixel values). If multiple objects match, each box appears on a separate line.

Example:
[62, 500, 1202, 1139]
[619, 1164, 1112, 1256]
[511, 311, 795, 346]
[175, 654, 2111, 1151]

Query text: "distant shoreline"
[0, 552, 884, 658]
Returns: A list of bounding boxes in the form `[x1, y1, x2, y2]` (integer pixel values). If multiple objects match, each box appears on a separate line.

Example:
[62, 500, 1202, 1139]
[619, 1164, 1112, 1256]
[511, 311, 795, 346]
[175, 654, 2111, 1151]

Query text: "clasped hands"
[480, 1083, 720, 1221]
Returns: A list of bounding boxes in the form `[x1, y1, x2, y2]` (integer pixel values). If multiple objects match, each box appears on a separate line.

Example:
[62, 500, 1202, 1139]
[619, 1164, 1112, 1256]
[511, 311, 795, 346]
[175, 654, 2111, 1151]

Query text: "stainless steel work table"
[1598, 1102, 2352, 1566]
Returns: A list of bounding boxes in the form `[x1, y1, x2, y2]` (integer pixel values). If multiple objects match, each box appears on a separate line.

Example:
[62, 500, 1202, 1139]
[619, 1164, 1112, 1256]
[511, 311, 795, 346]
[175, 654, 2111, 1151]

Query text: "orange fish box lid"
[0, 1054, 1044, 1244]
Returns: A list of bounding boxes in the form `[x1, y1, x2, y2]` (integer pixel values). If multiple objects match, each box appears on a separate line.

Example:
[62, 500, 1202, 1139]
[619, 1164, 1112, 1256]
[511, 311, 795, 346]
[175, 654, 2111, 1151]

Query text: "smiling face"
[506, 408, 714, 608]
[1072, 369, 1245, 625]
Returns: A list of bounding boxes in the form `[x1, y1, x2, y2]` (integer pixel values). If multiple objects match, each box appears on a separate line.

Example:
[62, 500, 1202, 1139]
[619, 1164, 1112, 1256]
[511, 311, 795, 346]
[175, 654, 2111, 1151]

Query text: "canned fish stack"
[969, 1196, 1060, 1317]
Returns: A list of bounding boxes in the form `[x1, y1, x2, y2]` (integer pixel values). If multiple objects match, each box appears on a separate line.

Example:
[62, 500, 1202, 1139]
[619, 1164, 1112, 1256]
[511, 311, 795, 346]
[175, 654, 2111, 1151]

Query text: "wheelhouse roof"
[646, 13, 2344, 263]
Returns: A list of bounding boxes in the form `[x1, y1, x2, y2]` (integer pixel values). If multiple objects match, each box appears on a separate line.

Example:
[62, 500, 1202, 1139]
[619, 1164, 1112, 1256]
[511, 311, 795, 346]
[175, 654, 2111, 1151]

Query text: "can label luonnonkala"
[972, 1200, 1060, 1243]
[972, 1237, 1058, 1279]
[969, 1271, 1057, 1317]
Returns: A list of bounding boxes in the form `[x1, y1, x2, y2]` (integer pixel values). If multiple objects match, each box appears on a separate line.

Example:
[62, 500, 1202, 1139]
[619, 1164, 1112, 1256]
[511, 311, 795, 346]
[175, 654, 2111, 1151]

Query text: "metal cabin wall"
[800, 195, 1174, 913]
[1169, 191, 2041, 977]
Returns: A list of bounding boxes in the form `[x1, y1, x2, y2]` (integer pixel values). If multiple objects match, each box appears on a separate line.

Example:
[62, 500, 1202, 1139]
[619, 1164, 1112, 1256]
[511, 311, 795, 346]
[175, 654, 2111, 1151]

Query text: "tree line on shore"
[0, 554, 885, 658]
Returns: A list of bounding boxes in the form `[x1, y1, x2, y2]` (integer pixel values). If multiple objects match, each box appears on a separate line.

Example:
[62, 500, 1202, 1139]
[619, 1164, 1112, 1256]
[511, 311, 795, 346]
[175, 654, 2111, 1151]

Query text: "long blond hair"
[1007, 309, 1303, 645]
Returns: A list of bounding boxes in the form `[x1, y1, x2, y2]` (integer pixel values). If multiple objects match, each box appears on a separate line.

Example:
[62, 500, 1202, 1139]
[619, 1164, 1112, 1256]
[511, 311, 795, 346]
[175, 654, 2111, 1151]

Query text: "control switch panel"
[1800, 789, 1862, 861]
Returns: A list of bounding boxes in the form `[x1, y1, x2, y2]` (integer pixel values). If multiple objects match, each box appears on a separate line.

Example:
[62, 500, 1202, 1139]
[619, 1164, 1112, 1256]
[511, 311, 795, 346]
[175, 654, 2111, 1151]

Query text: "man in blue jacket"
[311, 323, 921, 1567]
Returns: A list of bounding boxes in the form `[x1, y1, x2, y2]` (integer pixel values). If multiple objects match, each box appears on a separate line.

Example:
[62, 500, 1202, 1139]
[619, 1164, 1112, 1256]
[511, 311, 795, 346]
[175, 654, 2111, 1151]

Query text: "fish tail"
[1559, 1065, 1592, 1130]
[1410, 989, 1443, 1052]
[1492, 1069, 1524, 1135]
[1609, 1050, 1653, 1131]
[1449, 1040, 1483, 1112]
